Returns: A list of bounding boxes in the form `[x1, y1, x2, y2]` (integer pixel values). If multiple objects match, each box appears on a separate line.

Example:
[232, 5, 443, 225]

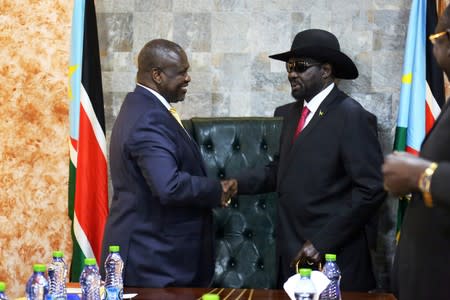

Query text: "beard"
[290, 79, 325, 102]
[164, 86, 188, 103]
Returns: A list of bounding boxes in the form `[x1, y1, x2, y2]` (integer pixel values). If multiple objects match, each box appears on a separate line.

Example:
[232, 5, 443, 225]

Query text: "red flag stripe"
[425, 101, 436, 134]
[425, 82, 441, 133]
[74, 84, 108, 262]
[74, 102, 108, 262]
[405, 146, 420, 156]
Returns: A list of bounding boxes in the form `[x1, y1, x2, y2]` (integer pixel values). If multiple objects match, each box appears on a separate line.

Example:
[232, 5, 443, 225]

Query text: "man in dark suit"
[383, 5, 450, 299]
[101, 39, 231, 287]
[226, 29, 386, 290]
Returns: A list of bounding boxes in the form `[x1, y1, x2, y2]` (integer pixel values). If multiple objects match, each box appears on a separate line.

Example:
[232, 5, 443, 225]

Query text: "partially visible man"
[383, 5, 450, 299]
[101, 39, 231, 287]
[226, 29, 386, 291]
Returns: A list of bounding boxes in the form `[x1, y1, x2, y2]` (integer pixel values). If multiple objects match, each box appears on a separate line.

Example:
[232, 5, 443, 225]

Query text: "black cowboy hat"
[269, 29, 358, 79]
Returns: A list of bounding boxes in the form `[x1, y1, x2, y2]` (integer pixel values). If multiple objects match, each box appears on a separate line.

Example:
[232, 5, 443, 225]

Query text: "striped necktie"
[169, 107, 184, 128]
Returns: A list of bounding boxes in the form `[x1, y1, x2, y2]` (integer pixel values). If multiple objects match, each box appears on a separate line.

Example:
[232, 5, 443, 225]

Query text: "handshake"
[219, 179, 238, 207]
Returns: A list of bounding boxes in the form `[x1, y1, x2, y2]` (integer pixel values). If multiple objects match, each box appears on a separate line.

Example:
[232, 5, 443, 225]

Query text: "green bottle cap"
[202, 294, 220, 300]
[84, 258, 97, 266]
[325, 253, 336, 261]
[0, 282, 6, 292]
[33, 264, 47, 272]
[52, 250, 64, 258]
[298, 268, 312, 277]
[109, 245, 120, 252]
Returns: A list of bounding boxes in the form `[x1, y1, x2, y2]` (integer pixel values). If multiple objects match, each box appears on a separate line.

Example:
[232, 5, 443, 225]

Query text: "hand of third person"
[220, 179, 238, 207]
[382, 151, 432, 196]
[291, 240, 321, 269]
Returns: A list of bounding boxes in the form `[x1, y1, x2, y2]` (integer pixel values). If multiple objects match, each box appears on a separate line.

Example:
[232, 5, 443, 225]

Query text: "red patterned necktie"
[294, 106, 310, 138]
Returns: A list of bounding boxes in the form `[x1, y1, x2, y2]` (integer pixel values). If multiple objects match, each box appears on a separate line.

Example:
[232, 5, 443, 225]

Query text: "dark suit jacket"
[393, 100, 450, 299]
[237, 86, 386, 291]
[101, 85, 222, 287]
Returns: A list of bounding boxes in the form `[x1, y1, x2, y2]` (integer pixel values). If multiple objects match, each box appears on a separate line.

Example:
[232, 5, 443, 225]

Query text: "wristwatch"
[417, 162, 438, 207]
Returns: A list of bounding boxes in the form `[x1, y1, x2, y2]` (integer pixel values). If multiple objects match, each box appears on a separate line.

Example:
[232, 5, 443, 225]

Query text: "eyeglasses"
[429, 30, 450, 44]
[286, 60, 321, 73]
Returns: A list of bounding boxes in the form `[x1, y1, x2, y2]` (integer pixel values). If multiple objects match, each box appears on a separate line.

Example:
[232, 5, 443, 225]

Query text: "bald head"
[137, 39, 185, 83]
[136, 39, 191, 103]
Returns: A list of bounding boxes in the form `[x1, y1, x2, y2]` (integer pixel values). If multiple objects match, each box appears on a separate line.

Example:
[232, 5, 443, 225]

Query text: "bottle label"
[294, 292, 314, 300]
[104, 286, 123, 300]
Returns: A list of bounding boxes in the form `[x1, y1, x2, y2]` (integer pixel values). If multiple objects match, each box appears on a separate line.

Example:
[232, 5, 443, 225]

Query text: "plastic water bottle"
[0, 282, 8, 300]
[26, 264, 49, 300]
[294, 268, 316, 300]
[104, 245, 124, 300]
[319, 253, 341, 300]
[48, 251, 67, 300]
[79, 258, 101, 300]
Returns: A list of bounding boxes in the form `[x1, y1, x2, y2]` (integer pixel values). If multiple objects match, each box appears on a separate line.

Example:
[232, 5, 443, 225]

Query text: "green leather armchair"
[183, 117, 283, 288]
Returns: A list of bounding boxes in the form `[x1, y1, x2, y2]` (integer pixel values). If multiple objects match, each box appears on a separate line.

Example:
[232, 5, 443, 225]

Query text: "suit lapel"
[135, 86, 207, 174]
[294, 86, 343, 143]
[277, 102, 302, 180]
[277, 87, 346, 181]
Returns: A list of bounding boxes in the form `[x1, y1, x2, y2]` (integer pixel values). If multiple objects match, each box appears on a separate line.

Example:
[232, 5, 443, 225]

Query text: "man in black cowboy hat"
[225, 29, 386, 291]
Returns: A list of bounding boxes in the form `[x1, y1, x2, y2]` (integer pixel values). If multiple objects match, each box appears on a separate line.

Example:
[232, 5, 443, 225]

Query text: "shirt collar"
[304, 82, 335, 114]
[137, 83, 172, 111]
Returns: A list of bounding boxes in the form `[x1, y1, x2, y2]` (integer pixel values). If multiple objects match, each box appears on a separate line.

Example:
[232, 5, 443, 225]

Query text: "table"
[124, 287, 397, 300]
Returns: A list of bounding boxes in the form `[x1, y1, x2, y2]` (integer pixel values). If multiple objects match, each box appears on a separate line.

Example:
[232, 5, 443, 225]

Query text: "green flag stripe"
[68, 160, 76, 220]
[393, 126, 407, 152]
[70, 225, 86, 281]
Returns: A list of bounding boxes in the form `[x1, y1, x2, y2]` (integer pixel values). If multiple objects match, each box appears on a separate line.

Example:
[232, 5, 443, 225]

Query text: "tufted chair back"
[183, 117, 283, 288]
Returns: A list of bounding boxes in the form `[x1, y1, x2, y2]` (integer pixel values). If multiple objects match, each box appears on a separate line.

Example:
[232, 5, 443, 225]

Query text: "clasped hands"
[292, 240, 321, 270]
[220, 179, 238, 207]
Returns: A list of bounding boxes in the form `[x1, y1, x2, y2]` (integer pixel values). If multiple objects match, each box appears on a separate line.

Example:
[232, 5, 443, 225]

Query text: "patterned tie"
[294, 106, 310, 138]
[169, 107, 184, 128]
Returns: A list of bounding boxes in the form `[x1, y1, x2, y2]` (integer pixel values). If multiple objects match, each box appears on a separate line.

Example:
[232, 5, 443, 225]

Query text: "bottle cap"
[298, 268, 312, 277]
[325, 253, 336, 261]
[202, 294, 220, 300]
[0, 282, 5, 292]
[33, 264, 47, 272]
[109, 245, 120, 252]
[84, 258, 97, 266]
[52, 250, 64, 258]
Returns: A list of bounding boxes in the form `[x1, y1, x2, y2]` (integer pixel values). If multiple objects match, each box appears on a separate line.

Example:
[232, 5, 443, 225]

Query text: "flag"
[69, 0, 108, 280]
[394, 0, 444, 240]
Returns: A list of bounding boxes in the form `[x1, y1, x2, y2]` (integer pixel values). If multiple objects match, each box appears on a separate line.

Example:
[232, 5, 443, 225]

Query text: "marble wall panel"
[133, 12, 174, 50]
[174, 13, 211, 52]
[211, 13, 250, 53]
[135, 0, 173, 12]
[173, 0, 214, 12]
[0, 0, 72, 297]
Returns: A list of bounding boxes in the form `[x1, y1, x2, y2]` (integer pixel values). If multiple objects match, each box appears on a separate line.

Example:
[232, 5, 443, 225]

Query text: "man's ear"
[151, 68, 163, 84]
[321, 63, 332, 79]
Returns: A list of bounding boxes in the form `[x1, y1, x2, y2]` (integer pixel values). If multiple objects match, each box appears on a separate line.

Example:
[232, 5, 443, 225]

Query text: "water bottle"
[104, 245, 124, 300]
[294, 268, 316, 300]
[79, 258, 101, 300]
[48, 251, 67, 300]
[26, 264, 49, 300]
[0, 282, 8, 300]
[319, 253, 341, 300]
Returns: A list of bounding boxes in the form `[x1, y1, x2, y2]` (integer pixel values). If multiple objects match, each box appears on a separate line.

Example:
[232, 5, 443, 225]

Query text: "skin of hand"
[382, 152, 432, 196]
[291, 240, 321, 268]
[221, 179, 238, 196]
[220, 179, 238, 207]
